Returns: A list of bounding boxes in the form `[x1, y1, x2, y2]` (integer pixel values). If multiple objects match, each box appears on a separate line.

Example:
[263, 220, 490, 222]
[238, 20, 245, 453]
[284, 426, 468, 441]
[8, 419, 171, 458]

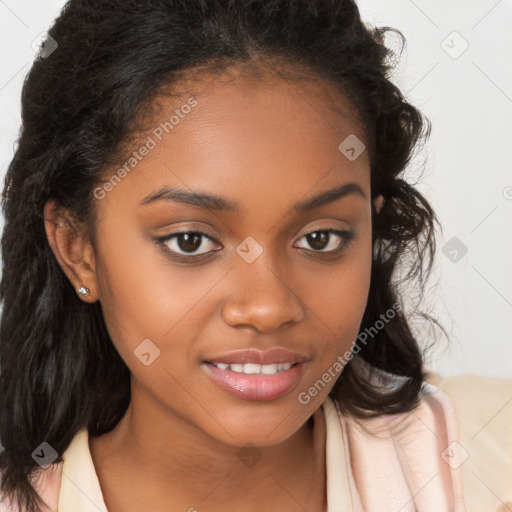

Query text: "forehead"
[154, 66, 368, 157]
[97, 69, 370, 218]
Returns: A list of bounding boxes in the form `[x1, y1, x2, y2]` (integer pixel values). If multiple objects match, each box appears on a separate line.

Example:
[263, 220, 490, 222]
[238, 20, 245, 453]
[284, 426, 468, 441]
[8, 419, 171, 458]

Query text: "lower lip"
[202, 362, 307, 401]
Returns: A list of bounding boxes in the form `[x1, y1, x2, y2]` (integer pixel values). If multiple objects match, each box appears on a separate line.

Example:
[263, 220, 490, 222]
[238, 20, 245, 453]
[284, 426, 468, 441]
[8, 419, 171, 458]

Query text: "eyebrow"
[139, 182, 367, 212]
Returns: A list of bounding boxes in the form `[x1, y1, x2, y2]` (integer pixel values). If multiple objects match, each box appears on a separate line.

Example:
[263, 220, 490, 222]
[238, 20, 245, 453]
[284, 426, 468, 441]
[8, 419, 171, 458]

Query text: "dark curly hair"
[0, 0, 446, 510]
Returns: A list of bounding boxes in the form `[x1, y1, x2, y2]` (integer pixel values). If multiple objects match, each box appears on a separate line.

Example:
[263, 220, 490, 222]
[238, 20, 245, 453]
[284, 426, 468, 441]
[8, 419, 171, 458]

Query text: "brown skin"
[44, 69, 383, 512]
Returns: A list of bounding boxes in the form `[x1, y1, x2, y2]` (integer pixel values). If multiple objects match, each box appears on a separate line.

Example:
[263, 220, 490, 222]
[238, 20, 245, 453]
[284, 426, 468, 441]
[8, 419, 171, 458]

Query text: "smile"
[202, 360, 307, 401]
[210, 362, 293, 375]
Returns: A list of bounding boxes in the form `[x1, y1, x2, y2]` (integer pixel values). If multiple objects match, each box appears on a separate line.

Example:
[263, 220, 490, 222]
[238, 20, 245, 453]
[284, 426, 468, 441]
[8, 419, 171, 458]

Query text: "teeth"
[213, 362, 294, 375]
[243, 363, 261, 374]
[261, 364, 277, 374]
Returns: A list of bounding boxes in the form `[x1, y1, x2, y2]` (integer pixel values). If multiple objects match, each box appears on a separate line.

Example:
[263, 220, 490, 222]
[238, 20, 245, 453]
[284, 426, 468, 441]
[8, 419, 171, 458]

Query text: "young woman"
[0, 0, 465, 511]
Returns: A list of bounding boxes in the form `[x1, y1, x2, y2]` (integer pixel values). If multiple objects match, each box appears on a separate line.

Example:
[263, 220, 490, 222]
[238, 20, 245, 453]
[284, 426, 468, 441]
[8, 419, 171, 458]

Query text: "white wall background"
[1, 0, 511, 378]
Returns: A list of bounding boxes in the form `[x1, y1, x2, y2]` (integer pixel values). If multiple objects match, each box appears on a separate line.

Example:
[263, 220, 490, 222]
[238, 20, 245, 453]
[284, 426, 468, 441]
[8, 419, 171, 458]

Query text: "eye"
[294, 228, 355, 254]
[155, 227, 355, 261]
[156, 230, 221, 259]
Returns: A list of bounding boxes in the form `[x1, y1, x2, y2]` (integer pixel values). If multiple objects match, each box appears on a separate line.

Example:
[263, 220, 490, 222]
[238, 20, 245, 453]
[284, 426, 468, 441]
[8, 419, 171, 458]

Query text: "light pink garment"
[328, 382, 466, 511]
[0, 382, 466, 511]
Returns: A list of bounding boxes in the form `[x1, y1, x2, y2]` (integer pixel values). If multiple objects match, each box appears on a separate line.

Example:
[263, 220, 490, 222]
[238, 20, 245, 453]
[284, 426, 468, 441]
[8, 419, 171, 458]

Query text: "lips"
[205, 347, 309, 366]
[201, 347, 310, 401]
[202, 361, 307, 400]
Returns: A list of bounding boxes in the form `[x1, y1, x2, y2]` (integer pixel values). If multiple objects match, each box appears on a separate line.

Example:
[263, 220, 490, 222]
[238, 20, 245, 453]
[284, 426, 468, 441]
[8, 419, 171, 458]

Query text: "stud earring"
[77, 286, 90, 296]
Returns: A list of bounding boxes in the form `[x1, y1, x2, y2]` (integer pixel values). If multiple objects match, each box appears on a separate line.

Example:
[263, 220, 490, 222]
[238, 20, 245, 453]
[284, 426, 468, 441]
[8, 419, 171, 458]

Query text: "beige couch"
[427, 373, 512, 512]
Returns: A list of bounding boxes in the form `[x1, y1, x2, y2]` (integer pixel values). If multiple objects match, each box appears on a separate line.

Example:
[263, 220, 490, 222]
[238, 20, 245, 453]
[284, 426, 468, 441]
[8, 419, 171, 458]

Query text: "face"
[89, 70, 374, 447]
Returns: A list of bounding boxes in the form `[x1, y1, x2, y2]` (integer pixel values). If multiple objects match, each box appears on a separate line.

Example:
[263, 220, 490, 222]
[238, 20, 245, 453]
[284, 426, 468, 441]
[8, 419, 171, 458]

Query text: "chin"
[196, 400, 315, 448]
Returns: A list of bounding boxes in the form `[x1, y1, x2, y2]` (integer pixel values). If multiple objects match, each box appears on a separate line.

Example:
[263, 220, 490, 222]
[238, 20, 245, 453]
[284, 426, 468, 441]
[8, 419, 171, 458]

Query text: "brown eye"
[295, 229, 355, 253]
[175, 233, 202, 253]
[157, 231, 221, 258]
[305, 231, 330, 251]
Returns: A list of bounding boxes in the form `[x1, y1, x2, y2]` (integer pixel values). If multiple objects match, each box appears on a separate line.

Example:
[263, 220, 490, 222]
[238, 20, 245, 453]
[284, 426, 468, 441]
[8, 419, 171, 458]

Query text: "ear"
[43, 199, 99, 302]
[373, 194, 384, 214]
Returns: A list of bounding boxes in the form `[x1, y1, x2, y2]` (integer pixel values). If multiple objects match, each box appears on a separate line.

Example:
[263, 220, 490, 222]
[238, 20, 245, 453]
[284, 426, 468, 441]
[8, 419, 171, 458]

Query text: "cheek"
[302, 232, 373, 351]
[93, 220, 212, 368]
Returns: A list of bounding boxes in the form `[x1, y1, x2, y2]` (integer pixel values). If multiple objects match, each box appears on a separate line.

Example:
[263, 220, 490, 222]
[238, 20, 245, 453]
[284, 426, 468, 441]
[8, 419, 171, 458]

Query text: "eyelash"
[155, 228, 355, 262]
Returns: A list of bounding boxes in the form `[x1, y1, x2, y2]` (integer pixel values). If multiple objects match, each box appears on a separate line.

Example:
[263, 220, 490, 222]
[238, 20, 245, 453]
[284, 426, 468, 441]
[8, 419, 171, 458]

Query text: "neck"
[90, 380, 327, 512]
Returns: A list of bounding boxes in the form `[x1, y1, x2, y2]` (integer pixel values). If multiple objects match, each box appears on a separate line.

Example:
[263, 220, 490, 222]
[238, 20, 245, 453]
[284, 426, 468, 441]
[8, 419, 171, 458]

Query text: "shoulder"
[0, 462, 63, 512]
[330, 379, 466, 511]
[333, 370, 462, 443]
[362, 381, 461, 442]
[338, 380, 464, 462]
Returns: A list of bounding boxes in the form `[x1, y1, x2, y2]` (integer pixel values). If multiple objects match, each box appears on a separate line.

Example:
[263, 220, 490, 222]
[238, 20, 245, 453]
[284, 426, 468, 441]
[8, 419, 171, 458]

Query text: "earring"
[77, 286, 90, 296]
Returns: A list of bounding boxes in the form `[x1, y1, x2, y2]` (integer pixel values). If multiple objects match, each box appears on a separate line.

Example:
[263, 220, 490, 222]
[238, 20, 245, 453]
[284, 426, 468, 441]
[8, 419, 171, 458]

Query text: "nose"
[222, 257, 305, 333]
